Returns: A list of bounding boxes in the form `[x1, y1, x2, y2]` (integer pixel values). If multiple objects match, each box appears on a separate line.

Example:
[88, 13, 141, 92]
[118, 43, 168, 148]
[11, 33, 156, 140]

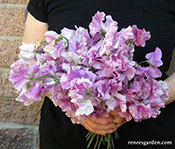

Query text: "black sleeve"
[27, 0, 47, 22]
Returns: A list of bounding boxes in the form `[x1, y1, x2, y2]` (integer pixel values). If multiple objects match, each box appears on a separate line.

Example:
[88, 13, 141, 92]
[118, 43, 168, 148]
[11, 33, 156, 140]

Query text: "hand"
[45, 91, 51, 97]
[109, 110, 127, 128]
[81, 116, 118, 135]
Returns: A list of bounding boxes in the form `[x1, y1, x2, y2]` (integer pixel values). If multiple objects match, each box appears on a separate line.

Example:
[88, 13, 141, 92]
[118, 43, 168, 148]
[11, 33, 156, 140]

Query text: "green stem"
[97, 136, 103, 149]
[53, 35, 69, 51]
[138, 60, 150, 65]
[138, 59, 154, 69]
[111, 133, 115, 149]
[88, 92, 104, 101]
[94, 135, 99, 149]
[87, 133, 96, 148]
[107, 134, 111, 149]
[86, 131, 119, 149]
[86, 132, 93, 141]
[62, 36, 69, 51]
[34, 40, 46, 51]
[114, 131, 119, 139]
[29, 75, 60, 83]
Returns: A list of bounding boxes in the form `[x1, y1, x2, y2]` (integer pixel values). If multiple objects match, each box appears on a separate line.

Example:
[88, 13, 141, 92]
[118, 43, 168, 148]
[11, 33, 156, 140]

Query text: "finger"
[81, 120, 118, 135]
[89, 116, 114, 125]
[115, 119, 127, 128]
[113, 117, 123, 124]
[86, 118, 117, 130]
[81, 118, 118, 135]
[109, 110, 119, 116]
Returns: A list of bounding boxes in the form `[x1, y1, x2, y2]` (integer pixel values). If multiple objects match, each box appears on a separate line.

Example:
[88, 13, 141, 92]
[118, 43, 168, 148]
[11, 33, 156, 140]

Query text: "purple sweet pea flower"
[9, 60, 32, 92]
[35, 52, 55, 65]
[144, 79, 166, 109]
[60, 69, 96, 90]
[44, 42, 65, 59]
[132, 25, 151, 47]
[25, 83, 43, 101]
[94, 80, 111, 100]
[109, 79, 123, 96]
[75, 26, 91, 46]
[146, 67, 162, 79]
[136, 66, 149, 76]
[88, 40, 106, 69]
[158, 80, 169, 101]
[96, 67, 114, 78]
[106, 97, 117, 110]
[114, 93, 127, 112]
[90, 106, 109, 119]
[146, 47, 163, 67]
[101, 15, 118, 32]
[60, 51, 81, 64]
[62, 63, 81, 73]
[48, 84, 70, 106]
[74, 99, 94, 116]
[114, 26, 134, 49]
[99, 24, 118, 56]
[45, 31, 59, 43]
[61, 27, 75, 40]
[60, 74, 71, 90]
[39, 61, 56, 76]
[16, 93, 34, 106]
[136, 65, 162, 79]
[89, 11, 118, 39]
[106, 53, 122, 70]
[70, 77, 93, 92]
[57, 97, 76, 112]
[89, 11, 105, 38]
[123, 61, 136, 81]
[126, 77, 151, 101]
[19, 43, 35, 63]
[129, 101, 152, 122]
[68, 78, 94, 116]
[119, 110, 132, 121]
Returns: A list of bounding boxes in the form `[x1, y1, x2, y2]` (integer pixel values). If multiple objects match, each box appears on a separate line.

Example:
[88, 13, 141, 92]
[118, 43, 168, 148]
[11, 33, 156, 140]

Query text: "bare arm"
[22, 12, 48, 43]
[165, 72, 175, 105]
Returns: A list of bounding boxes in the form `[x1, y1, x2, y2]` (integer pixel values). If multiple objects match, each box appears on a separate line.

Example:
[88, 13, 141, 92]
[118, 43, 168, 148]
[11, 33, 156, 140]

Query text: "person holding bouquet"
[20, 0, 175, 148]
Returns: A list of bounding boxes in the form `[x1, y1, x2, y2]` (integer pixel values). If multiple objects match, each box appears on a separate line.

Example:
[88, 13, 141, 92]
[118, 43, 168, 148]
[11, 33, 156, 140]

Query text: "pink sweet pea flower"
[68, 78, 94, 116]
[119, 111, 132, 122]
[132, 25, 151, 47]
[99, 24, 118, 56]
[16, 93, 34, 106]
[9, 60, 32, 92]
[89, 11, 118, 39]
[129, 101, 152, 122]
[136, 65, 162, 79]
[19, 43, 35, 63]
[106, 97, 117, 111]
[45, 42, 65, 59]
[94, 80, 111, 100]
[25, 83, 43, 101]
[114, 26, 134, 49]
[146, 47, 163, 67]
[101, 15, 118, 32]
[61, 27, 75, 40]
[48, 84, 70, 107]
[74, 99, 94, 116]
[45, 31, 59, 43]
[89, 11, 105, 38]
[39, 61, 57, 76]
[147, 67, 162, 78]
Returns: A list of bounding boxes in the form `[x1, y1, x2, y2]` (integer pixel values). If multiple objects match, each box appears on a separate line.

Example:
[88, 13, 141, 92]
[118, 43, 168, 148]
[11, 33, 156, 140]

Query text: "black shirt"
[27, 0, 175, 148]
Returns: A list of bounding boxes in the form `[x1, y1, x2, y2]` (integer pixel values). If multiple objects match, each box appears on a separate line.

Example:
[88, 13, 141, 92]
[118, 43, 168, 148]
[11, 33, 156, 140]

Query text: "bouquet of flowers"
[9, 12, 169, 149]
